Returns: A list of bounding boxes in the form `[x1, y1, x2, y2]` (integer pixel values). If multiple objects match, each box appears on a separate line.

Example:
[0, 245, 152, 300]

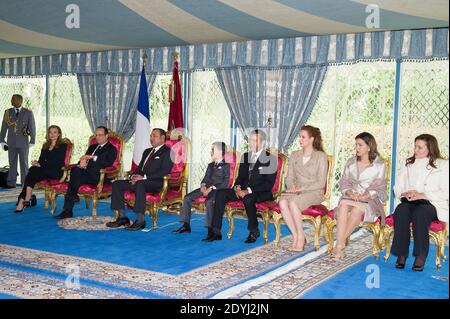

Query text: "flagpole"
[143, 51, 148, 70]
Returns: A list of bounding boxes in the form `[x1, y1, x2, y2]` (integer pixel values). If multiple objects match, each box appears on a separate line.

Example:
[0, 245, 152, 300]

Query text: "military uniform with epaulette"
[0, 106, 36, 187]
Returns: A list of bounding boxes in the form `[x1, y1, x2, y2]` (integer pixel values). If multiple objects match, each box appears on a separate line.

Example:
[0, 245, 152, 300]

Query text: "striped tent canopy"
[0, 0, 448, 76]
[1, 0, 448, 58]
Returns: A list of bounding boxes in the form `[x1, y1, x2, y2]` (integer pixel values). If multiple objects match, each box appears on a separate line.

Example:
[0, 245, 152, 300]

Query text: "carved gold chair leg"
[226, 207, 234, 239]
[429, 232, 442, 270]
[50, 191, 58, 214]
[272, 213, 282, 247]
[383, 227, 394, 262]
[44, 186, 49, 209]
[312, 216, 322, 251]
[439, 229, 447, 261]
[152, 205, 159, 229]
[261, 211, 270, 244]
[85, 196, 90, 209]
[322, 222, 329, 244]
[91, 195, 98, 220]
[113, 210, 119, 221]
[324, 217, 336, 254]
[365, 224, 381, 260]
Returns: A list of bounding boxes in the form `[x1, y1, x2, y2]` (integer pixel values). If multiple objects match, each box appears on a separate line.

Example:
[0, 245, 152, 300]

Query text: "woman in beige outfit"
[279, 126, 328, 251]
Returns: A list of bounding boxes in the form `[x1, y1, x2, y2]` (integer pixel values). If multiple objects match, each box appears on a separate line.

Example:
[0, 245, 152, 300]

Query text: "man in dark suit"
[172, 141, 230, 240]
[206, 130, 278, 243]
[54, 126, 118, 219]
[106, 128, 173, 231]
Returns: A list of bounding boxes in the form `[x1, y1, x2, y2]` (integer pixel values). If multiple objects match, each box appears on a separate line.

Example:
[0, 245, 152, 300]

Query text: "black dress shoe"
[125, 220, 146, 231]
[172, 223, 191, 234]
[395, 256, 406, 269]
[106, 217, 131, 228]
[54, 210, 73, 220]
[204, 233, 222, 242]
[244, 230, 260, 244]
[201, 228, 214, 241]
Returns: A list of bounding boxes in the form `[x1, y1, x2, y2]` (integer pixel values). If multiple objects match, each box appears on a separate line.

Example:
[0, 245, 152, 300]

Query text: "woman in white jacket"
[391, 134, 449, 271]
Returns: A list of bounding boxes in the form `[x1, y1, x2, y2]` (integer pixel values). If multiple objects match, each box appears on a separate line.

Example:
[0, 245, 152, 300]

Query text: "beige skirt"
[280, 191, 323, 212]
[338, 199, 377, 222]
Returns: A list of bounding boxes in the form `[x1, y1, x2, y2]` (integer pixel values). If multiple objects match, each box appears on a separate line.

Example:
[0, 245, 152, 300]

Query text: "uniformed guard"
[0, 94, 36, 188]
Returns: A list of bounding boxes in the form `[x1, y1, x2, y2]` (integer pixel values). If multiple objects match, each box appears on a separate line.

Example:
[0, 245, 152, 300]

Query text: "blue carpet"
[302, 245, 449, 299]
[0, 198, 290, 275]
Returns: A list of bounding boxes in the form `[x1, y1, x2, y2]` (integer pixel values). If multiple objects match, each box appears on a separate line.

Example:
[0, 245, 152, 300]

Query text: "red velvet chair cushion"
[302, 204, 329, 217]
[430, 221, 446, 232]
[227, 201, 244, 209]
[51, 182, 112, 193]
[37, 179, 62, 186]
[255, 201, 278, 212]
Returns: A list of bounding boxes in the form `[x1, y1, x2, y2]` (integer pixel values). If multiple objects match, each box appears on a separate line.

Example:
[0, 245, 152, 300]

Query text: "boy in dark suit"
[207, 130, 278, 243]
[173, 142, 230, 240]
[107, 128, 173, 231]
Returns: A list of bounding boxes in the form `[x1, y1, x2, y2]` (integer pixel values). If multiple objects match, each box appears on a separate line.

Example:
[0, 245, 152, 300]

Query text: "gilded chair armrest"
[159, 176, 170, 200]
[64, 164, 77, 180]
[58, 166, 69, 183]
[105, 165, 121, 181]
[125, 170, 133, 179]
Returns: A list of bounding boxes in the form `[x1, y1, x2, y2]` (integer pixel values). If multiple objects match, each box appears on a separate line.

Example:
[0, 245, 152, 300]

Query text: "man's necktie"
[15, 109, 19, 117]
[92, 144, 102, 155]
[143, 149, 156, 169]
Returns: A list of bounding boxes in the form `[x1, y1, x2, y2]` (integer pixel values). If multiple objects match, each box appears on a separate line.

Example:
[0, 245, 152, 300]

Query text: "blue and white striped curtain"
[1, 28, 447, 77]
[77, 72, 156, 141]
[216, 65, 327, 151]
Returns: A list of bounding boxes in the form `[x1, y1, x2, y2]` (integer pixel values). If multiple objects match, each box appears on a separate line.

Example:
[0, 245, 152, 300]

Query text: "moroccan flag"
[167, 61, 184, 130]
[132, 66, 151, 170]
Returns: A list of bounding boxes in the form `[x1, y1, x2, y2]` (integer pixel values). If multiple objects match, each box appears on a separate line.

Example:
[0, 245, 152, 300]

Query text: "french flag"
[132, 66, 151, 170]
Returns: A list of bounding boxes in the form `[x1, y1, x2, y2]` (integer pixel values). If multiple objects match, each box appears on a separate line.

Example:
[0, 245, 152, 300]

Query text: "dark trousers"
[211, 188, 273, 235]
[391, 202, 438, 259]
[19, 166, 45, 200]
[19, 166, 63, 199]
[180, 188, 216, 227]
[63, 167, 99, 211]
[110, 179, 162, 215]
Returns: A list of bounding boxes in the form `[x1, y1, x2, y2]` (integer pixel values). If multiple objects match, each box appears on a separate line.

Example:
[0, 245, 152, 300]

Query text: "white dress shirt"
[394, 158, 449, 222]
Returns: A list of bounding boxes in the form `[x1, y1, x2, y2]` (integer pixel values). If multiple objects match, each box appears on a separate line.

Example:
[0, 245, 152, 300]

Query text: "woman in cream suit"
[391, 134, 448, 271]
[279, 125, 328, 251]
[332, 132, 388, 259]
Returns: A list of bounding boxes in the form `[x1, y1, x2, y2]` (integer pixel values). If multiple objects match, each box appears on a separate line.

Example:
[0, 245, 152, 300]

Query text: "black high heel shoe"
[14, 200, 30, 213]
[395, 256, 406, 269]
[412, 256, 425, 272]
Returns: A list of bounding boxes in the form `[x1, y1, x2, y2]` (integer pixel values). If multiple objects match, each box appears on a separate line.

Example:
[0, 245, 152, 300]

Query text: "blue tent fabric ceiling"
[0, 0, 448, 59]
